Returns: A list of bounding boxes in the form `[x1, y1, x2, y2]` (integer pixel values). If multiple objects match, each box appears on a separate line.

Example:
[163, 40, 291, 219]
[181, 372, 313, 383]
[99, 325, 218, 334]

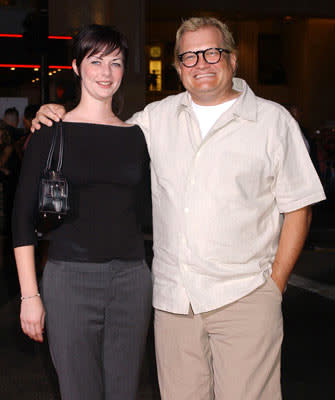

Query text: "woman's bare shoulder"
[118, 121, 134, 127]
[62, 111, 76, 122]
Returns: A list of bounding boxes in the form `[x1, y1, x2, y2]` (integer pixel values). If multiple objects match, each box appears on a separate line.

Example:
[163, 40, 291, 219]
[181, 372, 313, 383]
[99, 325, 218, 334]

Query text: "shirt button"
[184, 207, 189, 213]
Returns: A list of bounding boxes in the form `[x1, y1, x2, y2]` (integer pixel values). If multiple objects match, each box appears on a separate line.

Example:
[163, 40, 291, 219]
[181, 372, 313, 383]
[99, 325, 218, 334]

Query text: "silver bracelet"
[21, 293, 40, 301]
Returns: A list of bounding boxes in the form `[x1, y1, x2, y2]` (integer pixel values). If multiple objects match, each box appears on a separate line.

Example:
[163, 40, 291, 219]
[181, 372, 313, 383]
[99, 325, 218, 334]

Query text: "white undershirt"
[192, 98, 237, 139]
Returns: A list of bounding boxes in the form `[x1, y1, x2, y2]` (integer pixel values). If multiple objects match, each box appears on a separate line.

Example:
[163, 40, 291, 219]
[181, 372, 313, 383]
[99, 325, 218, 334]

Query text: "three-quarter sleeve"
[12, 126, 54, 247]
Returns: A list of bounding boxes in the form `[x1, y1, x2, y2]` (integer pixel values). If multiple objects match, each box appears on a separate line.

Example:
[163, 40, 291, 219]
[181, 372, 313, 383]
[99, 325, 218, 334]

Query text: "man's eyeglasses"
[178, 47, 231, 68]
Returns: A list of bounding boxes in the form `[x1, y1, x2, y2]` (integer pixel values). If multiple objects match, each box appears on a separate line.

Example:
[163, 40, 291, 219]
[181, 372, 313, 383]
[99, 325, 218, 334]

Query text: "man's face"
[4, 114, 19, 128]
[176, 26, 237, 106]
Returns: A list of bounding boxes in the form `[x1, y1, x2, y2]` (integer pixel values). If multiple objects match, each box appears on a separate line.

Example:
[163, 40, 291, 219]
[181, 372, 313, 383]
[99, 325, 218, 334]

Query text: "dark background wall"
[0, 0, 334, 127]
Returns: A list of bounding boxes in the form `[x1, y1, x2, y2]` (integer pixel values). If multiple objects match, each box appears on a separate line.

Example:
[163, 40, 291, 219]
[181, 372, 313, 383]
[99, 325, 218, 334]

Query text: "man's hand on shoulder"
[31, 104, 66, 132]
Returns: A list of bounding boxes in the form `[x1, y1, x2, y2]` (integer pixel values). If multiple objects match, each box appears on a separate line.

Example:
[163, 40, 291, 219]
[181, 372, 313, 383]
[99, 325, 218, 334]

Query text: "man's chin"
[189, 86, 217, 98]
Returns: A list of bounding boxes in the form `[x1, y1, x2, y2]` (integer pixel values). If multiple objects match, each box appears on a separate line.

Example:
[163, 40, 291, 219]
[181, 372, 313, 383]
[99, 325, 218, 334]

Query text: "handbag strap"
[44, 120, 64, 173]
[56, 121, 64, 172]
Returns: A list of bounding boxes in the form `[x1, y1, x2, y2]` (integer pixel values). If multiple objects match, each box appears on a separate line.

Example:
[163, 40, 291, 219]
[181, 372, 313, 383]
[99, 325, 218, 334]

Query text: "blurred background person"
[0, 120, 20, 235]
[3, 107, 19, 129]
[0, 120, 20, 295]
[3, 106, 26, 163]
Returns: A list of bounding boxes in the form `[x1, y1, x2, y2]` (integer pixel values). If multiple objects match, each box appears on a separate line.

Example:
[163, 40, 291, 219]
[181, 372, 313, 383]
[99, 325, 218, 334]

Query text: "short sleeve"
[273, 117, 326, 213]
[127, 106, 152, 155]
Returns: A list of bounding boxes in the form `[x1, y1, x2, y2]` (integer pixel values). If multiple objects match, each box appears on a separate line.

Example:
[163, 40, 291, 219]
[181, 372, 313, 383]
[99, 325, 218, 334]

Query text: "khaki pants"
[154, 277, 283, 400]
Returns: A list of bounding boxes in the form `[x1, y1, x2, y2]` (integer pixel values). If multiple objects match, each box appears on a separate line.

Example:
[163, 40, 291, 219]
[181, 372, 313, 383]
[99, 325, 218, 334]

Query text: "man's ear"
[230, 52, 238, 76]
[175, 62, 181, 78]
[72, 59, 79, 77]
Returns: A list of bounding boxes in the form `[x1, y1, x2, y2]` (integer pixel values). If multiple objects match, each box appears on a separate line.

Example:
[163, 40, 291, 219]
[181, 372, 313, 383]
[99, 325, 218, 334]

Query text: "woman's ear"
[72, 59, 79, 77]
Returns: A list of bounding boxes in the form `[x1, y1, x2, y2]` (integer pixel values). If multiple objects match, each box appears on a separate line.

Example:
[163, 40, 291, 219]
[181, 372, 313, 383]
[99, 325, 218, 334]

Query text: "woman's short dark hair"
[72, 24, 129, 115]
[73, 24, 128, 77]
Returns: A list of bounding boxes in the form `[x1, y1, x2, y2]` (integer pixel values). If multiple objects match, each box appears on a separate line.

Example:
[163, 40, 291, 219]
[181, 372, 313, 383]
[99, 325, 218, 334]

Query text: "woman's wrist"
[21, 293, 40, 301]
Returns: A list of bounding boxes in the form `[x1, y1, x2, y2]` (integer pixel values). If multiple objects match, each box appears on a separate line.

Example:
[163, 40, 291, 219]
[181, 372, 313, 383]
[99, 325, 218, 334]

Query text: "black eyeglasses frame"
[178, 47, 231, 68]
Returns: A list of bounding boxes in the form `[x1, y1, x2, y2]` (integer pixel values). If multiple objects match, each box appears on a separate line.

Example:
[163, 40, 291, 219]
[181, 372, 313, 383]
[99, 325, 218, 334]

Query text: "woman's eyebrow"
[88, 54, 103, 60]
[88, 54, 122, 61]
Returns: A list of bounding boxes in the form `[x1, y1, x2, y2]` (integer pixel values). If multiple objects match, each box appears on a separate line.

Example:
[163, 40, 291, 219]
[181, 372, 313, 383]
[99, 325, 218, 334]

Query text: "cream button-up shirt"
[129, 78, 326, 314]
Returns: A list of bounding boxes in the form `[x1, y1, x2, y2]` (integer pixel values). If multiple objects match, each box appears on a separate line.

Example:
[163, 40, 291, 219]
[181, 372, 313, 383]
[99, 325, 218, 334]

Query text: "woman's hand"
[20, 296, 46, 342]
[31, 104, 66, 132]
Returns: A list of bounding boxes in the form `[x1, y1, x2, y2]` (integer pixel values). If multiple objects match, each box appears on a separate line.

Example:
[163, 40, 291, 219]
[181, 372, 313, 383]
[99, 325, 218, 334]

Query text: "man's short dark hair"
[4, 107, 19, 119]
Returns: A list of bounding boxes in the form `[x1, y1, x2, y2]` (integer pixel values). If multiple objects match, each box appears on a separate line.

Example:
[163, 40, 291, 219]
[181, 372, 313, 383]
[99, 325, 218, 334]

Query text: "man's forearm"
[271, 206, 312, 292]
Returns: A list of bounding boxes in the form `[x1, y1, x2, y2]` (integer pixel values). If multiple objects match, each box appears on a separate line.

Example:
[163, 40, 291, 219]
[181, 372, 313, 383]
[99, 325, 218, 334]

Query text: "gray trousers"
[41, 259, 152, 400]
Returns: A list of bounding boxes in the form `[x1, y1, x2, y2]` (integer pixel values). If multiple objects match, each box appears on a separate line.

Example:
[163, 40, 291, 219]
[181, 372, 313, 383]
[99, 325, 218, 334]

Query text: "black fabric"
[12, 122, 149, 261]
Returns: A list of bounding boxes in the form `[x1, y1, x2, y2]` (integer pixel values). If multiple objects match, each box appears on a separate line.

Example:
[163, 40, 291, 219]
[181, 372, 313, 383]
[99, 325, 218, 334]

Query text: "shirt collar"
[177, 78, 257, 122]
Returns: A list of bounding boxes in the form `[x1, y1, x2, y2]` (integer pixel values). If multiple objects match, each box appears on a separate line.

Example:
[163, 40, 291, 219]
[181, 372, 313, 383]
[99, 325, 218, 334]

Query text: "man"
[3, 107, 22, 142]
[32, 17, 325, 400]
[4, 107, 19, 128]
[4, 106, 26, 160]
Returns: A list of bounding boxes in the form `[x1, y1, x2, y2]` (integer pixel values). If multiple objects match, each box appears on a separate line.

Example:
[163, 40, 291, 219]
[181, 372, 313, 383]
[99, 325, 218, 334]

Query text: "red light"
[0, 34, 72, 40]
[49, 65, 72, 70]
[0, 64, 40, 68]
[0, 34, 23, 38]
[48, 35, 72, 40]
[0, 64, 72, 69]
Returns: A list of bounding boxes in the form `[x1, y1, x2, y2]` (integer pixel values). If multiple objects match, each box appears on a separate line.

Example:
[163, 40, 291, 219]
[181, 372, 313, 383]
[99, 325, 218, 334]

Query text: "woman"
[12, 25, 152, 400]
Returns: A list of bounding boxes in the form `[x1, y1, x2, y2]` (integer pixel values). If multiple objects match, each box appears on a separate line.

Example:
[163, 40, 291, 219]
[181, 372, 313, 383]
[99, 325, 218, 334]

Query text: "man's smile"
[194, 72, 216, 79]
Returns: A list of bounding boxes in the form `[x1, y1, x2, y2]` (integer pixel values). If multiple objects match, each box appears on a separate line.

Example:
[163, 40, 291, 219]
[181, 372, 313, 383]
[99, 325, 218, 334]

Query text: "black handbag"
[37, 121, 69, 235]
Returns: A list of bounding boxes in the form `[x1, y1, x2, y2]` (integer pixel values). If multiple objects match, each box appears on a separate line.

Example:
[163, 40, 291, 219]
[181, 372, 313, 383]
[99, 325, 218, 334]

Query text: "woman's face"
[73, 47, 124, 103]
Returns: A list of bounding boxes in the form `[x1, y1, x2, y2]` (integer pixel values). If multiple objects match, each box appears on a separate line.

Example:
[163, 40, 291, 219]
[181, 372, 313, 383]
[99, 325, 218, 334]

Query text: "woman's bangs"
[86, 39, 120, 59]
